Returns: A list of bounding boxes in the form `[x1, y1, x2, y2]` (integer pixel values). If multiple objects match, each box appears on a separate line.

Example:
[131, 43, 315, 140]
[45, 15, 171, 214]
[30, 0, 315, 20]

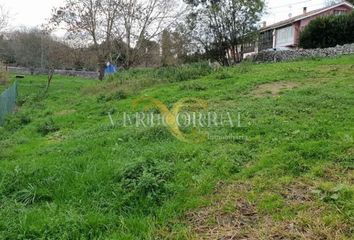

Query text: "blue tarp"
[105, 64, 117, 75]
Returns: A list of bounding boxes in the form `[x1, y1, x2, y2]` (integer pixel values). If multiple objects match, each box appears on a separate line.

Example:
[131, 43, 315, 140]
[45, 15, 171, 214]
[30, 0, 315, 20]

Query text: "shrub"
[4, 114, 31, 132]
[116, 159, 174, 208]
[111, 89, 128, 100]
[300, 11, 354, 49]
[37, 118, 60, 136]
[96, 90, 128, 103]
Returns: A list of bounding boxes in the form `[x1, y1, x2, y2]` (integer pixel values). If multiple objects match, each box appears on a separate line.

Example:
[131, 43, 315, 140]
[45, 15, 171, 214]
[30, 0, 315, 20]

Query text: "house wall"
[250, 4, 353, 56]
[293, 5, 353, 46]
[294, 22, 301, 47]
[299, 6, 352, 29]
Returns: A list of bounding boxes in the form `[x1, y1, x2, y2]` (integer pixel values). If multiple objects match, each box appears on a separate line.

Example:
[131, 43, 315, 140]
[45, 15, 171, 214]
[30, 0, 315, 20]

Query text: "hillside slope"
[0, 56, 353, 239]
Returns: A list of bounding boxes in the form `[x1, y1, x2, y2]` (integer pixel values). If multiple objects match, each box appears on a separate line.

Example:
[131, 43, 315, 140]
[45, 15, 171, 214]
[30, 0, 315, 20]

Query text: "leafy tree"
[326, 0, 354, 6]
[340, 0, 354, 5]
[185, 0, 264, 65]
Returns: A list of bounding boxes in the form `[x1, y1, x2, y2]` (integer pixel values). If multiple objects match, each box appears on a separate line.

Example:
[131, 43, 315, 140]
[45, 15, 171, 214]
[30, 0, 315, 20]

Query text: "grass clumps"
[97, 89, 128, 103]
[102, 62, 213, 94]
[179, 82, 208, 91]
[116, 158, 175, 209]
[3, 114, 31, 132]
[37, 118, 60, 136]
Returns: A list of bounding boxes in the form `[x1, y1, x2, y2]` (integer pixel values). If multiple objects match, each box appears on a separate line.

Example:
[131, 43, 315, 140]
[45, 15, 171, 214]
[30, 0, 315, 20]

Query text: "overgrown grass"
[114, 61, 213, 84]
[83, 62, 214, 98]
[0, 57, 353, 239]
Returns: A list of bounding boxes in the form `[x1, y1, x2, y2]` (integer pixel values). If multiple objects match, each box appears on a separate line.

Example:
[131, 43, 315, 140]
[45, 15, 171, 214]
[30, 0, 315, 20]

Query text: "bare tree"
[9, 28, 46, 68]
[0, 5, 9, 33]
[119, 0, 184, 68]
[160, 26, 190, 66]
[50, 0, 185, 72]
[50, 0, 121, 80]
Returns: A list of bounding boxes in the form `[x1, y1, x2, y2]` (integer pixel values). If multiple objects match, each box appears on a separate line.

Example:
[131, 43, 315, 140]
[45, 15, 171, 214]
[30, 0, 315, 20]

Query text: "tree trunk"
[45, 68, 54, 93]
[235, 46, 240, 63]
[232, 46, 237, 64]
[98, 63, 106, 81]
[98, 56, 106, 81]
[126, 28, 131, 69]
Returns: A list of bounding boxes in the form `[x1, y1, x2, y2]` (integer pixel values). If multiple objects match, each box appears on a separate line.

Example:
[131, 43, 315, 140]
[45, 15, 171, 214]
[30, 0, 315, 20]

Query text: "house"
[243, 1, 354, 57]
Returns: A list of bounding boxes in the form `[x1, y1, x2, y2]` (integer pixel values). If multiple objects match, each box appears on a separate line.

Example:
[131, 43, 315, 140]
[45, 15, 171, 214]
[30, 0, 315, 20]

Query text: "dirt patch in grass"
[252, 81, 300, 98]
[318, 165, 354, 184]
[187, 196, 258, 239]
[187, 181, 352, 240]
[280, 182, 314, 204]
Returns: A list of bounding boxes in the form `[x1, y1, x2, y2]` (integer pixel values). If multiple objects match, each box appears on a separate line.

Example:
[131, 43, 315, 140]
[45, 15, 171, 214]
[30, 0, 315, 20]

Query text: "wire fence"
[0, 81, 18, 126]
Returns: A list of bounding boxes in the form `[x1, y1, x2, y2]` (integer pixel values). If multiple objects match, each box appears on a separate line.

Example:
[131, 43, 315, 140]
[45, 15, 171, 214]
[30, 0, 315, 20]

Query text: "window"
[276, 26, 294, 47]
[243, 42, 255, 53]
[334, 10, 346, 15]
[259, 30, 273, 51]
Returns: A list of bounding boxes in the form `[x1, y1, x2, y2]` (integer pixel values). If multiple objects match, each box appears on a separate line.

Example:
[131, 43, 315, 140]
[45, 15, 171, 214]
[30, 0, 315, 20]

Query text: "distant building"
[242, 1, 354, 58]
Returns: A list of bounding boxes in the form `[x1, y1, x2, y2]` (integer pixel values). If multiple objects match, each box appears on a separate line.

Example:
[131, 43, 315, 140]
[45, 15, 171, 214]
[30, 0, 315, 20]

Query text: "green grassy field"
[0, 56, 353, 239]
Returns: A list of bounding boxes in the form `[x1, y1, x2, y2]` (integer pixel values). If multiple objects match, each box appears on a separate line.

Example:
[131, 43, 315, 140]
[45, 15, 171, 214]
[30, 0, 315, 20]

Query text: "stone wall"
[252, 43, 354, 62]
[6, 67, 98, 79]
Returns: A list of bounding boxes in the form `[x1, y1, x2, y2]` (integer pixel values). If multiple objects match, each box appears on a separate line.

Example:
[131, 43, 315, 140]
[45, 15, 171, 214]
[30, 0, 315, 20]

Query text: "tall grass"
[82, 62, 214, 100]
[110, 62, 213, 90]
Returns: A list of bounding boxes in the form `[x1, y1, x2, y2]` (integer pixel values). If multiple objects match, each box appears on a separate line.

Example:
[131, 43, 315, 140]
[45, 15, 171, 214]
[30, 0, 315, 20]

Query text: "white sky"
[0, 0, 327, 30]
[264, 0, 327, 25]
[0, 0, 62, 28]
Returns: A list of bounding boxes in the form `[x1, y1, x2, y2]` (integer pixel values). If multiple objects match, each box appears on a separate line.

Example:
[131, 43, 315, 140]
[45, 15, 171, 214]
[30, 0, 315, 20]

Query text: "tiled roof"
[260, 1, 354, 32]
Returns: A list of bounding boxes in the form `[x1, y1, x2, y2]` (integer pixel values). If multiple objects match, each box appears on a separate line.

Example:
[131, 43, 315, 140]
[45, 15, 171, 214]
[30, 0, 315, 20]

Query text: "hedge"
[300, 11, 354, 49]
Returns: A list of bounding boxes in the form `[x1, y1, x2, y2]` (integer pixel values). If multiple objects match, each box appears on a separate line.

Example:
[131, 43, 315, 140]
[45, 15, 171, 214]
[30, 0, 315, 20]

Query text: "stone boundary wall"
[6, 67, 98, 79]
[252, 43, 354, 62]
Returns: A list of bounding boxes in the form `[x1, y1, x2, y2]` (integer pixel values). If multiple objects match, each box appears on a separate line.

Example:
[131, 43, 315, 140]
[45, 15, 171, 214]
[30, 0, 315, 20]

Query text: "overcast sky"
[0, 0, 327, 30]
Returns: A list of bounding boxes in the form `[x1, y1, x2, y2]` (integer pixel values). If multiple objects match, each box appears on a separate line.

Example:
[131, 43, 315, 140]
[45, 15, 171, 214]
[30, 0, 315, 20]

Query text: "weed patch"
[37, 118, 60, 136]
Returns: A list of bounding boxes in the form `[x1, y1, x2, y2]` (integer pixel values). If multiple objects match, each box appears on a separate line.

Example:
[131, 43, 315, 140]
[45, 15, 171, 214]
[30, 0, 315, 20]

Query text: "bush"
[4, 114, 31, 132]
[97, 90, 128, 103]
[116, 159, 174, 208]
[300, 11, 354, 49]
[37, 118, 60, 136]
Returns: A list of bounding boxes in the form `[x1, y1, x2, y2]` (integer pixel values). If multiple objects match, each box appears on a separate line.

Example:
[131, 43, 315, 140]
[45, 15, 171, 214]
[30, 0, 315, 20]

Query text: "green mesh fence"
[0, 81, 18, 126]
